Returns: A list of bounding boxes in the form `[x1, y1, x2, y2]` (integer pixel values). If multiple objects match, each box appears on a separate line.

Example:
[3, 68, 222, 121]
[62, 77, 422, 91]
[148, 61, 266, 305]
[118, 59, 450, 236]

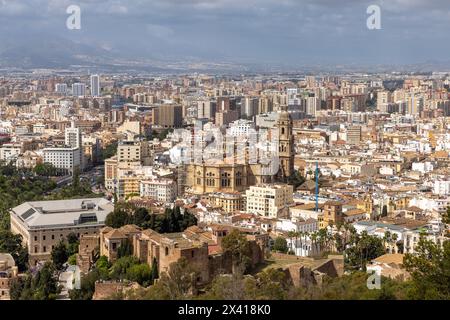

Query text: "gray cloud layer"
[1, 0, 449, 65]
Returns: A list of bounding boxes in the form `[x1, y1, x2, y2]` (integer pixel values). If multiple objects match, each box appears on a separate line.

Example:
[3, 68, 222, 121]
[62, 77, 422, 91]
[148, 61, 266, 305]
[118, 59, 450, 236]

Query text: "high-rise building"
[90, 74, 100, 97]
[65, 122, 82, 149]
[347, 125, 362, 145]
[65, 122, 83, 171]
[152, 104, 183, 128]
[55, 83, 68, 94]
[197, 99, 216, 120]
[241, 96, 258, 117]
[306, 96, 318, 117]
[72, 83, 86, 97]
[407, 94, 424, 115]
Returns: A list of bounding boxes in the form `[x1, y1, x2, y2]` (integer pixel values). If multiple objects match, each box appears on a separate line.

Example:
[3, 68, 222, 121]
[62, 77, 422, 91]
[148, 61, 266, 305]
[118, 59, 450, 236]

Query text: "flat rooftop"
[11, 198, 114, 230]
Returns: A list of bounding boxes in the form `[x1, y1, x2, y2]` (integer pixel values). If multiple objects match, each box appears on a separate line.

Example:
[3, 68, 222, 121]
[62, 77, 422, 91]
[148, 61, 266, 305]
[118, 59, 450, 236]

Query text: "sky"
[1, 0, 450, 66]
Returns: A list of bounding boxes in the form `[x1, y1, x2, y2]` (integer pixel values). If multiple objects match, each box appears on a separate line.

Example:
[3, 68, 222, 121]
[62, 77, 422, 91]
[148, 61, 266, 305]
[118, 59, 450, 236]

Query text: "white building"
[411, 161, 434, 174]
[0, 143, 22, 163]
[433, 180, 450, 196]
[33, 124, 46, 134]
[72, 83, 86, 97]
[90, 74, 100, 97]
[55, 83, 68, 94]
[246, 184, 294, 218]
[43, 147, 81, 175]
[276, 217, 318, 234]
[227, 119, 255, 137]
[65, 123, 83, 170]
[140, 179, 177, 203]
[286, 235, 321, 257]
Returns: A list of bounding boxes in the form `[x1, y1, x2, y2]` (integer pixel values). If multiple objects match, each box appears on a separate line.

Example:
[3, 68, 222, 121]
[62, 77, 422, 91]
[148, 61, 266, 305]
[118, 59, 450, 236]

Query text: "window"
[34, 236, 37, 241]
[34, 247, 38, 253]
[221, 172, 231, 187]
[165, 247, 169, 256]
[43, 235, 46, 241]
[191, 251, 195, 258]
[52, 235, 55, 240]
[43, 246, 46, 252]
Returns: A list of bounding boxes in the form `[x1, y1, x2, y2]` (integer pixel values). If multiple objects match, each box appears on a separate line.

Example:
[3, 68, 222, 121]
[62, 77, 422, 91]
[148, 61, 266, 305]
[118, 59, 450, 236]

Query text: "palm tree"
[287, 231, 296, 253]
[391, 233, 398, 253]
[383, 230, 392, 252]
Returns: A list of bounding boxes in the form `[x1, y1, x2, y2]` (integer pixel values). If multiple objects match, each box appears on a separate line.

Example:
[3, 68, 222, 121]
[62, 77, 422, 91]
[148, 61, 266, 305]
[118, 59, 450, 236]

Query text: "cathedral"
[186, 108, 294, 195]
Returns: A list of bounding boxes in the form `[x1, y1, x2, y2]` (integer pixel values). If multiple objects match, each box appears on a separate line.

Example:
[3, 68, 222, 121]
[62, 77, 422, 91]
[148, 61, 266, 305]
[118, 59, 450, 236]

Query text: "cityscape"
[0, 0, 449, 307]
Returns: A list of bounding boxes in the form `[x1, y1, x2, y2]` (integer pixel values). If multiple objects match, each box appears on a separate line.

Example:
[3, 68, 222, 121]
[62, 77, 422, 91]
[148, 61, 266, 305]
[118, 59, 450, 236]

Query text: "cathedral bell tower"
[276, 105, 294, 181]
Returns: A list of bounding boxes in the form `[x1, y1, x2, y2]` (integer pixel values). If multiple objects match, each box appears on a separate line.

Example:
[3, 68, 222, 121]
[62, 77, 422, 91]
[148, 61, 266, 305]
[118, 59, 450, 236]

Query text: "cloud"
[0, 0, 450, 65]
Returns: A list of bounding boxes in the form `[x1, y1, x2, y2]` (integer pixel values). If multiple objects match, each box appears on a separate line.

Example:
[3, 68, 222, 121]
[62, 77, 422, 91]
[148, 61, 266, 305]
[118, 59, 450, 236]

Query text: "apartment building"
[0, 143, 22, 162]
[43, 147, 81, 175]
[246, 184, 294, 218]
[118, 140, 141, 163]
[140, 179, 177, 203]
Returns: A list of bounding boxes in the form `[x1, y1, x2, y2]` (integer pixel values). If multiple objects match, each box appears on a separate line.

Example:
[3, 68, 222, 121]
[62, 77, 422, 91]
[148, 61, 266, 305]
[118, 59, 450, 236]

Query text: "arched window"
[221, 172, 231, 187]
[165, 247, 169, 256]
[236, 172, 242, 186]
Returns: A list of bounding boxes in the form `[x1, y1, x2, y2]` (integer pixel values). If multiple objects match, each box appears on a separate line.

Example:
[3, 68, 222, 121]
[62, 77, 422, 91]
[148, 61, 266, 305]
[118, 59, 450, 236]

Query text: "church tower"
[276, 105, 294, 180]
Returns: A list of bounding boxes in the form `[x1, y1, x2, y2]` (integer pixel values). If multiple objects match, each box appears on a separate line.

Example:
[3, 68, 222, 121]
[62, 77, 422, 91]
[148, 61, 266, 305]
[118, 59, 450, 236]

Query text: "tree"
[141, 257, 198, 300]
[126, 263, 152, 286]
[246, 268, 288, 300]
[133, 207, 150, 227]
[109, 256, 137, 280]
[68, 254, 77, 265]
[105, 208, 130, 228]
[221, 229, 251, 273]
[287, 170, 306, 189]
[204, 272, 247, 300]
[101, 141, 118, 162]
[117, 238, 133, 258]
[345, 231, 385, 271]
[34, 163, 57, 177]
[67, 232, 79, 256]
[51, 240, 69, 270]
[13, 262, 60, 300]
[95, 255, 111, 280]
[69, 269, 102, 300]
[443, 207, 450, 225]
[150, 257, 159, 283]
[273, 237, 288, 253]
[181, 210, 197, 231]
[0, 230, 29, 272]
[382, 205, 388, 217]
[290, 271, 409, 300]
[403, 237, 450, 299]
